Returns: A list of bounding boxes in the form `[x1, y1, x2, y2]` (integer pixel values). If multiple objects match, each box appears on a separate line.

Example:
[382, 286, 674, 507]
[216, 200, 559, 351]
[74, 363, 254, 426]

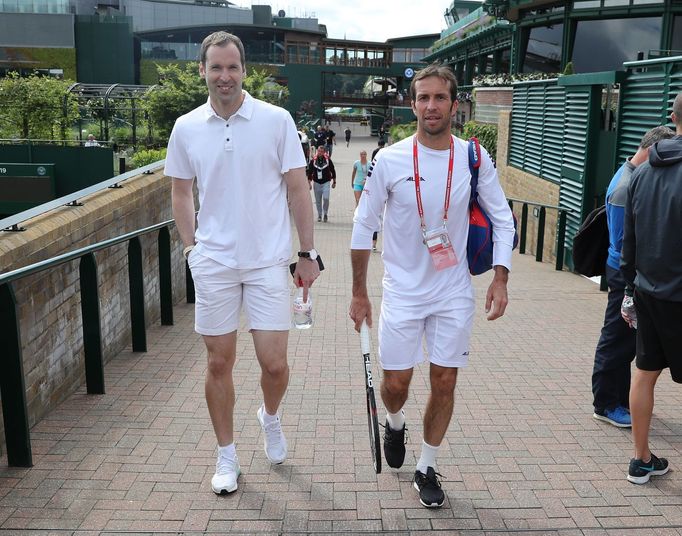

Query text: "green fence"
[509, 79, 565, 184]
[617, 55, 682, 165]
[0, 144, 113, 215]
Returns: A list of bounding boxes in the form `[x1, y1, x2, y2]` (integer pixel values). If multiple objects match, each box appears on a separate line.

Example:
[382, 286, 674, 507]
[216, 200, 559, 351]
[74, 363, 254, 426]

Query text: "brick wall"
[0, 170, 188, 457]
[496, 110, 562, 265]
[474, 87, 513, 125]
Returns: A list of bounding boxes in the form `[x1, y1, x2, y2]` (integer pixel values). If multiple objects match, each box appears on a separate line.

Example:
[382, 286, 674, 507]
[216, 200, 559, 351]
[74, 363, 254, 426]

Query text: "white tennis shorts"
[187, 250, 291, 335]
[378, 294, 475, 370]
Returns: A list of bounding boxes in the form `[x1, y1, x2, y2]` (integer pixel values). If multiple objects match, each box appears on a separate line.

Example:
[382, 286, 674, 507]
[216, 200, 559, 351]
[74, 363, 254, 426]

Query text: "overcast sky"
[235, 1, 448, 42]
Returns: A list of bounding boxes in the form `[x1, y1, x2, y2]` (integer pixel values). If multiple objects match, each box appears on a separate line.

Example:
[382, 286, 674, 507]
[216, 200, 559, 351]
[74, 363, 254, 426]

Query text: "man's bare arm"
[171, 178, 196, 248]
[485, 265, 509, 321]
[284, 166, 319, 299]
[349, 249, 372, 331]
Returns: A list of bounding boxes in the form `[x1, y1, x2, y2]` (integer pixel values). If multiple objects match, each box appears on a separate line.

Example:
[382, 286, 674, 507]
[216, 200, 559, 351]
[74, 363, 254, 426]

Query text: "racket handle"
[360, 320, 371, 354]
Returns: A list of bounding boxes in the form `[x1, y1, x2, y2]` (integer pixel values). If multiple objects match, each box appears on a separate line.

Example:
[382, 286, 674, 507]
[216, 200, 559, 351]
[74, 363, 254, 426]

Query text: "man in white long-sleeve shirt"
[349, 64, 515, 508]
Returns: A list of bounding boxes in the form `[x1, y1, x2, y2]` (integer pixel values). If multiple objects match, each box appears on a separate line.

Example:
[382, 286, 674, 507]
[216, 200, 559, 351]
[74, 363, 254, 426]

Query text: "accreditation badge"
[423, 226, 457, 271]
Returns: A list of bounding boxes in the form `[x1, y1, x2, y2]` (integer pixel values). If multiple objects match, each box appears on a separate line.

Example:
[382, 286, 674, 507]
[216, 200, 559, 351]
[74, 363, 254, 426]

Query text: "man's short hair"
[378, 139, 386, 147]
[640, 125, 674, 149]
[673, 93, 682, 125]
[200, 31, 245, 68]
[409, 64, 458, 103]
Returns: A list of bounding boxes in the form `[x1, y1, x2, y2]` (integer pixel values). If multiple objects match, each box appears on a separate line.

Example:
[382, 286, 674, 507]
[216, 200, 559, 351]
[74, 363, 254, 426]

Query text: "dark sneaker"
[627, 453, 669, 484]
[323, 214, 328, 222]
[317, 216, 322, 222]
[413, 467, 445, 508]
[383, 420, 406, 468]
[593, 406, 631, 428]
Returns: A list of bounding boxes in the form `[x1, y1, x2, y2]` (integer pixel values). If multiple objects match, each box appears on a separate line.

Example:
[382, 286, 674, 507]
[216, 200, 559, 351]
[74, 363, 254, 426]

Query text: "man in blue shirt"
[592, 125, 673, 427]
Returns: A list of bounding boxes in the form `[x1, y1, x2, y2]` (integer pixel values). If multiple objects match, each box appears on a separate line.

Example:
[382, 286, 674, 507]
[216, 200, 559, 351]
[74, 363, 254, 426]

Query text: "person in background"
[620, 93, 682, 485]
[351, 150, 369, 206]
[84, 134, 100, 147]
[307, 144, 336, 222]
[592, 125, 674, 428]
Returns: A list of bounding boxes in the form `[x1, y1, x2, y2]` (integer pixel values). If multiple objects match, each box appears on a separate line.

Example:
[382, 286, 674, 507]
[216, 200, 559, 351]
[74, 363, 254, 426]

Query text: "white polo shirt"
[351, 134, 515, 306]
[165, 91, 306, 269]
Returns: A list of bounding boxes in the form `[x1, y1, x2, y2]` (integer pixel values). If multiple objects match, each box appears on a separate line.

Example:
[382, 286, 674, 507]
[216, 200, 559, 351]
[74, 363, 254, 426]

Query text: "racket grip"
[360, 320, 371, 354]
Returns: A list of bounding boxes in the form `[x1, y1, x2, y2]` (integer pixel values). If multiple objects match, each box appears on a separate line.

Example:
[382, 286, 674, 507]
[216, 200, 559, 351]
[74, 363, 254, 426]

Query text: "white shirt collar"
[203, 90, 254, 122]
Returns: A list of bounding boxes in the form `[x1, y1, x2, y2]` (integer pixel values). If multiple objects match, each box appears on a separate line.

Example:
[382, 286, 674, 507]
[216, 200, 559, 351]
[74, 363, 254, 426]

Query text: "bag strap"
[468, 137, 481, 205]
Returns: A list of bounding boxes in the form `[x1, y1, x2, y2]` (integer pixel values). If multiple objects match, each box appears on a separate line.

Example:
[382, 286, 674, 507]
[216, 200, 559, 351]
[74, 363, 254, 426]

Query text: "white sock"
[218, 443, 236, 459]
[261, 405, 279, 424]
[386, 409, 405, 430]
[416, 440, 439, 474]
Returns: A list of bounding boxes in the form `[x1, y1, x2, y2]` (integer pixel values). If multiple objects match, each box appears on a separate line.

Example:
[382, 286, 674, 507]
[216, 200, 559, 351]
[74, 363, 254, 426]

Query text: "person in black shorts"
[620, 92, 682, 485]
[344, 126, 351, 147]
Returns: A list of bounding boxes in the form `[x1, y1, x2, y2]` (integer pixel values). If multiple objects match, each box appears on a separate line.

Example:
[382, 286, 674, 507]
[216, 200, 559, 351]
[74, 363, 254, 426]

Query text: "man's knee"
[206, 353, 234, 377]
[382, 370, 411, 397]
[260, 358, 289, 379]
[431, 366, 458, 397]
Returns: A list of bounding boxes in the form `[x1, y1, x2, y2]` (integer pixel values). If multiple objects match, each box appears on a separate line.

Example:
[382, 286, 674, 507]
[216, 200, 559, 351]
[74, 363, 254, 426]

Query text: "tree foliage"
[143, 62, 290, 140]
[0, 73, 79, 140]
[142, 63, 208, 139]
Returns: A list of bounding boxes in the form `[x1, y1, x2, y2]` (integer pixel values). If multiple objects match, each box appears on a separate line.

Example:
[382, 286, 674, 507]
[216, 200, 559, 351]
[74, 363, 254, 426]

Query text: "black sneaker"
[627, 453, 670, 484]
[383, 420, 406, 468]
[323, 214, 328, 222]
[413, 467, 445, 508]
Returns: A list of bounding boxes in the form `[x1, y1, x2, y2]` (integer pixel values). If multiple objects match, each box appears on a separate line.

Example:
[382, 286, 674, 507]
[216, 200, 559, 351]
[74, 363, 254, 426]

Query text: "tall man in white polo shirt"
[349, 65, 515, 508]
[165, 32, 320, 495]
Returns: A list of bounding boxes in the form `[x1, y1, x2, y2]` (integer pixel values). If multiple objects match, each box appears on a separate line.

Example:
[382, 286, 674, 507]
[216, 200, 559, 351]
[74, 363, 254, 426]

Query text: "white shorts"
[378, 295, 475, 370]
[187, 250, 291, 335]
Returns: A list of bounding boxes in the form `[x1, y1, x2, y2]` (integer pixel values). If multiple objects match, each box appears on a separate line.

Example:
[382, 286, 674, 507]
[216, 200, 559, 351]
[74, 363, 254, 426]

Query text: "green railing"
[507, 197, 573, 271]
[0, 219, 194, 467]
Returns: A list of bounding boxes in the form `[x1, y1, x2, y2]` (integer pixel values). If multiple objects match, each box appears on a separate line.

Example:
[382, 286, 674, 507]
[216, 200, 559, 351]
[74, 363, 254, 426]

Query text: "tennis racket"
[360, 320, 382, 474]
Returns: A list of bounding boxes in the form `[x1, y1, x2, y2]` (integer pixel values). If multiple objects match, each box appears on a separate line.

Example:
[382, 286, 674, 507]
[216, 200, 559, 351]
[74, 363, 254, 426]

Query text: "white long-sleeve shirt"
[351, 134, 515, 306]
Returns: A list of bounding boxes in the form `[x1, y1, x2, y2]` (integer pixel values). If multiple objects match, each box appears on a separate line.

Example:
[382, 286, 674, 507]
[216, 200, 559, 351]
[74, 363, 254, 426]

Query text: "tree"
[142, 63, 208, 139]
[0, 72, 78, 140]
[243, 68, 289, 108]
[143, 63, 290, 140]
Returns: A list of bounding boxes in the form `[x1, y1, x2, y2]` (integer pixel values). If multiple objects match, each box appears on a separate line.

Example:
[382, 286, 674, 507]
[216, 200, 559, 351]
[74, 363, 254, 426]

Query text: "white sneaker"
[211, 451, 240, 494]
[257, 405, 288, 464]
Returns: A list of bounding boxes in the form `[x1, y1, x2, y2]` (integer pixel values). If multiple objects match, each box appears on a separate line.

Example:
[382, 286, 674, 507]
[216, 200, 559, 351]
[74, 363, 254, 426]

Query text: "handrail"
[0, 217, 172, 284]
[0, 212, 194, 468]
[0, 159, 165, 231]
[506, 196, 573, 213]
[506, 197, 574, 271]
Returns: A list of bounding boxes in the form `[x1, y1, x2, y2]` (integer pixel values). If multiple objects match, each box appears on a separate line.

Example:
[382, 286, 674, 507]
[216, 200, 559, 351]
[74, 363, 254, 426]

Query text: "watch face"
[309, 248, 318, 261]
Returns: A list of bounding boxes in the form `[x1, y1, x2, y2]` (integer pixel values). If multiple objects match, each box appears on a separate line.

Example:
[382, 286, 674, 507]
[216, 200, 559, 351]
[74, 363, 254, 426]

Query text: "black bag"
[572, 205, 608, 277]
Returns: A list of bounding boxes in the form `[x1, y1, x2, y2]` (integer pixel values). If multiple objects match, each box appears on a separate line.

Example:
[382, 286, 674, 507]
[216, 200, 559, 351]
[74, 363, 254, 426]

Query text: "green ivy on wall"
[1, 47, 77, 80]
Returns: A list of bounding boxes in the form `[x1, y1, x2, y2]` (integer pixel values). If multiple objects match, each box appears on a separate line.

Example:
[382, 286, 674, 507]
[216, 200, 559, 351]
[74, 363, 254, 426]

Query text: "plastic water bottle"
[292, 287, 313, 329]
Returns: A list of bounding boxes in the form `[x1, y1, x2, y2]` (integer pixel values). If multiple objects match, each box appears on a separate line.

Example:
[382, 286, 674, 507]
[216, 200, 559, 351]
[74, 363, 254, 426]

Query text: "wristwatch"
[297, 248, 318, 261]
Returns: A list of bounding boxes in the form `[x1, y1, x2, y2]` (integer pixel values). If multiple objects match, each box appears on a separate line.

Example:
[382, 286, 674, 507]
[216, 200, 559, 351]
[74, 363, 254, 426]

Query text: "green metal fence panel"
[508, 86, 528, 168]
[0, 145, 114, 205]
[543, 86, 566, 183]
[559, 88, 591, 263]
[617, 56, 682, 165]
[509, 80, 565, 183]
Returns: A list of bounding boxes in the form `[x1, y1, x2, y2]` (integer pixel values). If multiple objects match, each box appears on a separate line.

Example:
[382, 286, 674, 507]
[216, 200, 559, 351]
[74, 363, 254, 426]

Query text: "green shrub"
[389, 121, 417, 142]
[131, 148, 167, 168]
[389, 120, 498, 163]
[461, 121, 498, 162]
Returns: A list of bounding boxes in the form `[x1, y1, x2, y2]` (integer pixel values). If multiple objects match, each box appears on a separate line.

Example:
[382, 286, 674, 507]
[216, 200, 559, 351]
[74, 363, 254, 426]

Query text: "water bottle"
[292, 287, 313, 329]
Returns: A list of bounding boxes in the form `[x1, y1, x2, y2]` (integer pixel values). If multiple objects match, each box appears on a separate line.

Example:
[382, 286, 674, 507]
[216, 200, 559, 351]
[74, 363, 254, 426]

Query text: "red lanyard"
[412, 135, 454, 231]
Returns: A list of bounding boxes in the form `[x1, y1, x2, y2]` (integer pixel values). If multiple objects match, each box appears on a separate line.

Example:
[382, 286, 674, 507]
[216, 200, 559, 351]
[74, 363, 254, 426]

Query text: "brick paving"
[2, 127, 682, 535]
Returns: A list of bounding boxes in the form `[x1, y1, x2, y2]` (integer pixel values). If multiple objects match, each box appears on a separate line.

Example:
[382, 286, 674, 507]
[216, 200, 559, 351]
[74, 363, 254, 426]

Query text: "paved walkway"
[2, 128, 682, 535]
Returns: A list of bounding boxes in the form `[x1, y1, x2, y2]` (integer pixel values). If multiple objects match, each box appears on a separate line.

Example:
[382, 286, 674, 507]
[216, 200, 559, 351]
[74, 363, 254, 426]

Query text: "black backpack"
[572, 205, 608, 277]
